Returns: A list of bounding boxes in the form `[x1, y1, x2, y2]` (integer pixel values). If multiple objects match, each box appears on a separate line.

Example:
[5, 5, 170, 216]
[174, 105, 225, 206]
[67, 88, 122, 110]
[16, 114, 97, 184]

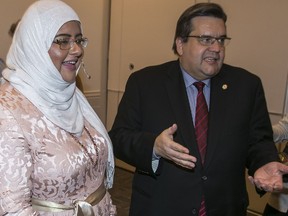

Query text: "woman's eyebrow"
[55, 33, 83, 38]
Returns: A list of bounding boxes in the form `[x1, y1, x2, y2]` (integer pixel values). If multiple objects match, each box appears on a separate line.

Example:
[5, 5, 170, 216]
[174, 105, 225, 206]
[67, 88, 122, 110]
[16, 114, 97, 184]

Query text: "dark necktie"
[193, 81, 208, 216]
[193, 81, 208, 163]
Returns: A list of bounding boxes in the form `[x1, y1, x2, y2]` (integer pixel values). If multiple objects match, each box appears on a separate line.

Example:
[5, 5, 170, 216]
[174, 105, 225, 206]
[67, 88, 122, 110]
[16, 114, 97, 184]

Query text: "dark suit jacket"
[109, 60, 279, 216]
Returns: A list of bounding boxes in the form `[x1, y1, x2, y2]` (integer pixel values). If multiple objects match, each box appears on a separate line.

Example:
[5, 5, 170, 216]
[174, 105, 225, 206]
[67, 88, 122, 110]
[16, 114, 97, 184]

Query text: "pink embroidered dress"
[0, 84, 116, 215]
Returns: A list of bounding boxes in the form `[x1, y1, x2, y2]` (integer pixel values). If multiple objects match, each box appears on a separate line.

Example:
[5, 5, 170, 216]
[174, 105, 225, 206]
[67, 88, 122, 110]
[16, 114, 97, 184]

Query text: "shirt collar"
[180, 65, 210, 88]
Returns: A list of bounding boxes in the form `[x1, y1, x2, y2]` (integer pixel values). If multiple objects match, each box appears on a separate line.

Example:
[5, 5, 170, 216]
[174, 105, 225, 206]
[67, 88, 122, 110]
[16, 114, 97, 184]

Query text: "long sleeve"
[109, 72, 158, 174]
[0, 108, 37, 215]
[273, 115, 288, 143]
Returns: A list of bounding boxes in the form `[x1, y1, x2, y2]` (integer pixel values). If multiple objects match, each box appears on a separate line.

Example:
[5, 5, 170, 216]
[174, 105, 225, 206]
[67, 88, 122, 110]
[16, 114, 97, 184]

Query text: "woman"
[0, 0, 115, 215]
[263, 115, 288, 216]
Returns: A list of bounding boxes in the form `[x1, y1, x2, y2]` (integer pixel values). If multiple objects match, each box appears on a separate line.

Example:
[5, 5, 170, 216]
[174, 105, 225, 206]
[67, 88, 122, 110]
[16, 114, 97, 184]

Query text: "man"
[109, 3, 288, 216]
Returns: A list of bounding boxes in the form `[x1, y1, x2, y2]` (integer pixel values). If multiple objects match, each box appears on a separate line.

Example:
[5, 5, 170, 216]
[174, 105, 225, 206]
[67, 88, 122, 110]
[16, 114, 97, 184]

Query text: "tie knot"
[193, 81, 205, 91]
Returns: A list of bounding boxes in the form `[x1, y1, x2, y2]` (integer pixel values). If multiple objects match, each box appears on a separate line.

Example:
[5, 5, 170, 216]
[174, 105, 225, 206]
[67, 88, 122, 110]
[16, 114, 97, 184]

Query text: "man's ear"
[175, 37, 184, 56]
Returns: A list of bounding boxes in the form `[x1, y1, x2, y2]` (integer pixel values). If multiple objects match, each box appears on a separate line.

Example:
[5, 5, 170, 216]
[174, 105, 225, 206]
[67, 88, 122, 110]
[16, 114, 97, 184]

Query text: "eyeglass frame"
[185, 35, 231, 47]
[52, 37, 88, 50]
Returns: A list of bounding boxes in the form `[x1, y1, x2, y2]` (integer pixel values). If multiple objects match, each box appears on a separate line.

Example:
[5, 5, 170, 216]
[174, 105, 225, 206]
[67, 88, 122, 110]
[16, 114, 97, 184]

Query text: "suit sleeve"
[246, 78, 280, 176]
[109, 73, 158, 175]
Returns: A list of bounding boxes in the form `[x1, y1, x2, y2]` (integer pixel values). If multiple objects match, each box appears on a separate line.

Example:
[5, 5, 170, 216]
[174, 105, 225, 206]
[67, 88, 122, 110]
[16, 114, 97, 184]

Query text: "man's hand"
[153, 124, 197, 169]
[248, 162, 288, 192]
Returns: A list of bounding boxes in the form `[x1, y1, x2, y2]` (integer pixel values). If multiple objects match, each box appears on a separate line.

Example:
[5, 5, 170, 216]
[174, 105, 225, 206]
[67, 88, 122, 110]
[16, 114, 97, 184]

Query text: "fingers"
[255, 180, 282, 192]
[279, 163, 288, 174]
[258, 183, 282, 192]
[162, 141, 197, 169]
[154, 124, 197, 169]
[248, 176, 283, 192]
[168, 123, 178, 137]
[272, 184, 282, 192]
[250, 162, 288, 193]
[154, 124, 183, 156]
[171, 148, 197, 169]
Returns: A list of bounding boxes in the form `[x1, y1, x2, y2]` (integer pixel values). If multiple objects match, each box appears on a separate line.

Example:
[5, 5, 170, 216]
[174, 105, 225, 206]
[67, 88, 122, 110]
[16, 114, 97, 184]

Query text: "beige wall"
[0, 0, 35, 58]
[213, 0, 288, 119]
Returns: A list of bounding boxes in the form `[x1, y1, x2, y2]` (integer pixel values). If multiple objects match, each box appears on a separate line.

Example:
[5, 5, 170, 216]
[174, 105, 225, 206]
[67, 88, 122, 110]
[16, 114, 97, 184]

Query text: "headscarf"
[2, 0, 114, 188]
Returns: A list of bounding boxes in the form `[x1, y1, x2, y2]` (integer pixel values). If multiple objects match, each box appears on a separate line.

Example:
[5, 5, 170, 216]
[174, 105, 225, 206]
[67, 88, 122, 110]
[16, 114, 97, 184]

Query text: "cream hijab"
[2, 0, 114, 188]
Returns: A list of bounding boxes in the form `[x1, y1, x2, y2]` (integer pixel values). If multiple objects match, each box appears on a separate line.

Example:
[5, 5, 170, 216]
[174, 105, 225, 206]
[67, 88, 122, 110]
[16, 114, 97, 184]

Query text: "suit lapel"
[164, 61, 199, 155]
[163, 62, 232, 168]
[205, 69, 230, 168]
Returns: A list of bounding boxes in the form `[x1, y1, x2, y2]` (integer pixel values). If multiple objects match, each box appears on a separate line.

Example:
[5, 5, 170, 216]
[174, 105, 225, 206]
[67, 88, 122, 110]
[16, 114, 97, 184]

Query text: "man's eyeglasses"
[186, 35, 231, 47]
[52, 37, 88, 50]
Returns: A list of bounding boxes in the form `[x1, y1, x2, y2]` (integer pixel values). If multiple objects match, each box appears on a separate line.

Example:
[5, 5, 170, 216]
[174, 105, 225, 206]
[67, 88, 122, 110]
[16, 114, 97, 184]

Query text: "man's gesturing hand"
[153, 124, 197, 169]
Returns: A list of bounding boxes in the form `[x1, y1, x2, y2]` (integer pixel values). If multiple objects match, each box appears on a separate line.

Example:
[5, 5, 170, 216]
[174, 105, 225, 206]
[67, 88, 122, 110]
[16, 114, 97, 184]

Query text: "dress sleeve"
[0, 108, 37, 215]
